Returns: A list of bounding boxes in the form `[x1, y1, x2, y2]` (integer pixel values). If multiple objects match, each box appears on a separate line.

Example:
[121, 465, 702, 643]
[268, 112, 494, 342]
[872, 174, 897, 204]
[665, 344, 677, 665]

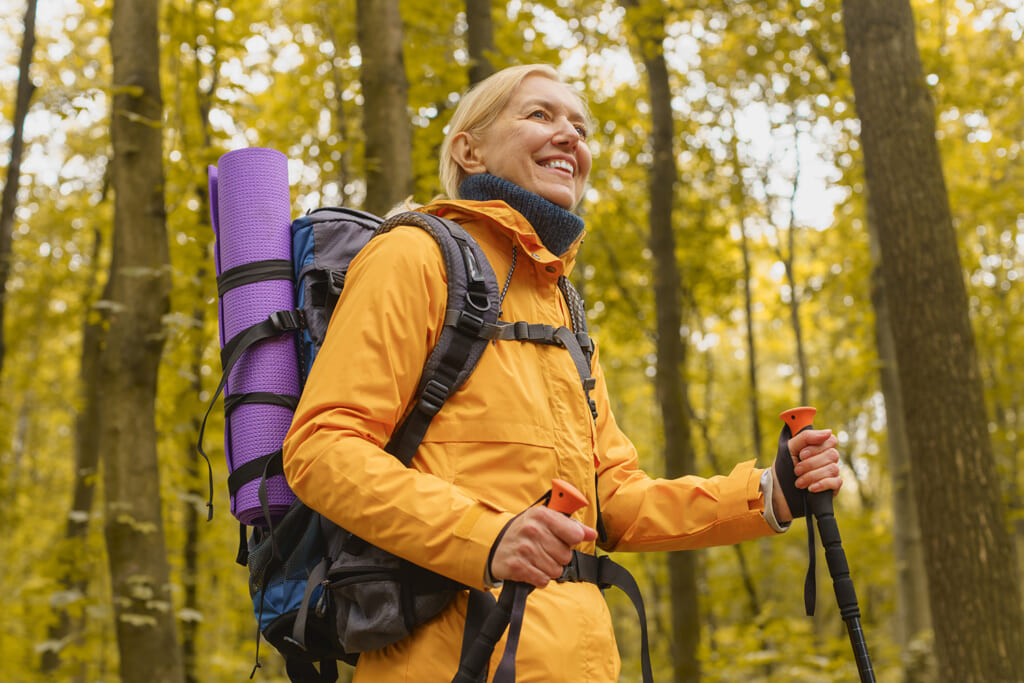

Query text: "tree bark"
[320, 7, 356, 207]
[0, 0, 38, 377]
[842, 2, 1024, 679]
[40, 230, 104, 680]
[777, 115, 809, 407]
[465, 0, 496, 85]
[867, 213, 936, 683]
[622, 2, 700, 680]
[102, 0, 184, 680]
[356, 0, 413, 215]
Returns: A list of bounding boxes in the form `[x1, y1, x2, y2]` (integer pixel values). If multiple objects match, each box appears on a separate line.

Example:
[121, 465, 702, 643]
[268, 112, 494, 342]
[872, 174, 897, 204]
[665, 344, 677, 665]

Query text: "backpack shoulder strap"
[375, 211, 502, 465]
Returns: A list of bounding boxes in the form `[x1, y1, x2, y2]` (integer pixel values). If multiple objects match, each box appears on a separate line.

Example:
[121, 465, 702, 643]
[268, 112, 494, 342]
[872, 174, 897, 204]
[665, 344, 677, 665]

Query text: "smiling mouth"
[540, 159, 575, 176]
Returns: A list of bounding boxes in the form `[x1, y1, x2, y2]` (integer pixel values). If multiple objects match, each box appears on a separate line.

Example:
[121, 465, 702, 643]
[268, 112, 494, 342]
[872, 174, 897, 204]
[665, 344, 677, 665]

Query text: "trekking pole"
[452, 479, 589, 683]
[780, 407, 875, 683]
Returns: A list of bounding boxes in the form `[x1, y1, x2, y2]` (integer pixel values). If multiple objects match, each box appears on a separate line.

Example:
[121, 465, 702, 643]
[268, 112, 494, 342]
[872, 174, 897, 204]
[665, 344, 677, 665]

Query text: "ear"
[449, 131, 488, 175]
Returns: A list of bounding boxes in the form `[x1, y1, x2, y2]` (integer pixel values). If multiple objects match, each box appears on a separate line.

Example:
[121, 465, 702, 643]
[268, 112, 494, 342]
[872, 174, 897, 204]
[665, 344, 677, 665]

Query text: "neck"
[458, 174, 584, 257]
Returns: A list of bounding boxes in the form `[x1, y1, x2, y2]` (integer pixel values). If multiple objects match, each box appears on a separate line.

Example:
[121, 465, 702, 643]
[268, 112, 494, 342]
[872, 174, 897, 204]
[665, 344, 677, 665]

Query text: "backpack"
[200, 177, 603, 680]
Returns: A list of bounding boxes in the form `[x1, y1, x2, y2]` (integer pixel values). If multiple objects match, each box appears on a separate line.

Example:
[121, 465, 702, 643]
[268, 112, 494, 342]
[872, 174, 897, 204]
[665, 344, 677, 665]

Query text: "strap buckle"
[269, 309, 304, 332]
[557, 554, 580, 583]
[557, 550, 589, 583]
[419, 379, 450, 415]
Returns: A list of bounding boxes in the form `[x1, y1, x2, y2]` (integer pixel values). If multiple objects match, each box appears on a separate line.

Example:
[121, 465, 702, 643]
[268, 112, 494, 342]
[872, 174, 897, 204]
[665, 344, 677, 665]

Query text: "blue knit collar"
[458, 174, 584, 257]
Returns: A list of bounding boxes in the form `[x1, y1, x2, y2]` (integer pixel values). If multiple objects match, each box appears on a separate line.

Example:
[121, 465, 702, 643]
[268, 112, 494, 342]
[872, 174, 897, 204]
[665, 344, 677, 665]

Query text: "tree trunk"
[622, 2, 700, 680]
[842, 2, 1024, 680]
[40, 230, 104, 680]
[0, 0, 38, 377]
[778, 116, 809, 407]
[465, 0, 496, 85]
[739, 225, 763, 456]
[867, 213, 936, 683]
[320, 6, 356, 206]
[356, 0, 413, 215]
[180, 14, 220, 678]
[102, 0, 184, 680]
[182, 302, 203, 683]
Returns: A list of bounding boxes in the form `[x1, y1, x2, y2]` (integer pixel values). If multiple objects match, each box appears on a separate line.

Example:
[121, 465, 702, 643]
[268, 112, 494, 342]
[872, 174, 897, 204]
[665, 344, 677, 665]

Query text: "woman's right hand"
[489, 506, 598, 588]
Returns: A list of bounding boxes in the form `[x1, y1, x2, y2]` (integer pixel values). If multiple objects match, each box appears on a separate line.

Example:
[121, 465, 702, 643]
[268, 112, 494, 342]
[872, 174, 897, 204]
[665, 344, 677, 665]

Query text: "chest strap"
[444, 311, 599, 422]
[453, 550, 652, 683]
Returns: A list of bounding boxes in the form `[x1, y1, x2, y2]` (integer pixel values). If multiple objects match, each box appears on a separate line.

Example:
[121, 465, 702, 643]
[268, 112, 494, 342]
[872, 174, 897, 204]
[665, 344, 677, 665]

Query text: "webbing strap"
[196, 309, 304, 520]
[288, 556, 330, 651]
[458, 590, 496, 683]
[217, 259, 294, 298]
[225, 391, 299, 416]
[553, 326, 598, 421]
[220, 310, 304, 372]
[452, 551, 652, 683]
[228, 450, 284, 496]
[443, 311, 598, 422]
[386, 311, 482, 464]
[451, 582, 519, 683]
[554, 552, 652, 683]
[492, 583, 532, 683]
[776, 425, 818, 616]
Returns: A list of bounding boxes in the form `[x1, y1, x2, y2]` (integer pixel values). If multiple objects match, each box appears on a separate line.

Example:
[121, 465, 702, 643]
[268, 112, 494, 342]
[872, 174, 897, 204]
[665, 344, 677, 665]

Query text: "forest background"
[1, 0, 1022, 681]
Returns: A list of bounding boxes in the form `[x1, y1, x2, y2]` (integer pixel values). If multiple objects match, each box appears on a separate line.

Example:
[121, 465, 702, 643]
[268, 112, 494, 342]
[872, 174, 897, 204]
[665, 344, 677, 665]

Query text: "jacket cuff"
[759, 468, 791, 533]
[453, 502, 516, 590]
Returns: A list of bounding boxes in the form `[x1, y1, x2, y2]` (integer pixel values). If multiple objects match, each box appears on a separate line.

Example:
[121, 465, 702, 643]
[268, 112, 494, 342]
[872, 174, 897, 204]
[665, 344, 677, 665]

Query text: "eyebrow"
[520, 97, 587, 124]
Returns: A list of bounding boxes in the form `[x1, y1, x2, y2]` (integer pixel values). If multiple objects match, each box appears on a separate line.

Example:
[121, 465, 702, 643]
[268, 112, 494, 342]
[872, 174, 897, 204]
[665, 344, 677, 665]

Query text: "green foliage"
[2, 0, 1020, 679]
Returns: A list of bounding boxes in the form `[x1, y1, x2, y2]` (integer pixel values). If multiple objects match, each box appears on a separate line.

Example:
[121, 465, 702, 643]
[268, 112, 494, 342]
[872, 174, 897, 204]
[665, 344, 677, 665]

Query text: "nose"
[552, 117, 581, 148]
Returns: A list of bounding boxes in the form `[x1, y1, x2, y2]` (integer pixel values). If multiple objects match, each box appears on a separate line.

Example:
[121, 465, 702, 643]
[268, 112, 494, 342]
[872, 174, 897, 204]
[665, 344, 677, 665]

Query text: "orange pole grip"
[547, 478, 589, 515]
[780, 406, 817, 434]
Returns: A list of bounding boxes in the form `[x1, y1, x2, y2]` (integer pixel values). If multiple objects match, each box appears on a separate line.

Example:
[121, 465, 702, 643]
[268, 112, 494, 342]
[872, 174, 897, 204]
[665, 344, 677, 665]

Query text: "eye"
[574, 124, 588, 140]
[528, 109, 549, 121]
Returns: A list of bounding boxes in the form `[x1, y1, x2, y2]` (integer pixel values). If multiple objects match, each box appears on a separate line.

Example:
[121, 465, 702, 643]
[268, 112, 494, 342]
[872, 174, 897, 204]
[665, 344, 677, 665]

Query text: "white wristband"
[761, 468, 791, 533]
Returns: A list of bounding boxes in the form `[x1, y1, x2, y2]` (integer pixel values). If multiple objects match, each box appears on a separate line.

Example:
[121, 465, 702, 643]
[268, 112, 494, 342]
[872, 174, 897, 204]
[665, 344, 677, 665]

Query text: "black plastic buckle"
[557, 552, 582, 583]
[456, 310, 485, 336]
[419, 379, 450, 414]
[329, 269, 346, 295]
[269, 309, 304, 332]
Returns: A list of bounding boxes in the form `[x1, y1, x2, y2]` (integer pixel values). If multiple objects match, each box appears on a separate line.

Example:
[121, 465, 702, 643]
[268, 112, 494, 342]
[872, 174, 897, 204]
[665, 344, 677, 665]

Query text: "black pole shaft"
[808, 483, 876, 683]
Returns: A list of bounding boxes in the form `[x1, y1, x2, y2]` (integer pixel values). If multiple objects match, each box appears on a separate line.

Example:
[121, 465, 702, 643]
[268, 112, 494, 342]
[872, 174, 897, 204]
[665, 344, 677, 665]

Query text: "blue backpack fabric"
[203, 205, 605, 681]
[239, 209, 506, 681]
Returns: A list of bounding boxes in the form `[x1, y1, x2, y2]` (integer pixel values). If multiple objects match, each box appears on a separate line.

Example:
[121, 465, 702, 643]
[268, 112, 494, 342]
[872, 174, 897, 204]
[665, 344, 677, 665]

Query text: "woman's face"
[455, 75, 592, 209]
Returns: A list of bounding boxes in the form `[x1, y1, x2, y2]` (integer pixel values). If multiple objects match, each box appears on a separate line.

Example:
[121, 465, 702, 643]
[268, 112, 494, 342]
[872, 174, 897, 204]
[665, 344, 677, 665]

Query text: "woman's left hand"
[771, 428, 843, 523]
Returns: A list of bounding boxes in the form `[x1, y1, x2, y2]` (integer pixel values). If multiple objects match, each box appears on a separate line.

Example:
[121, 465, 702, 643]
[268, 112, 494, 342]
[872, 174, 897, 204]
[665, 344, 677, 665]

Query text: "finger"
[493, 538, 564, 586]
[788, 428, 834, 457]
[794, 445, 840, 476]
[495, 509, 581, 580]
[547, 511, 598, 547]
[809, 473, 844, 494]
[505, 555, 558, 588]
[796, 460, 843, 492]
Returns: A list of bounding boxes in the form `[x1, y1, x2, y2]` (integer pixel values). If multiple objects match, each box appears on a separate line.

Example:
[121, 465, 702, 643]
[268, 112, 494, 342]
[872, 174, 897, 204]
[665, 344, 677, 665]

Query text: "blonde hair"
[439, 64, 592, 199]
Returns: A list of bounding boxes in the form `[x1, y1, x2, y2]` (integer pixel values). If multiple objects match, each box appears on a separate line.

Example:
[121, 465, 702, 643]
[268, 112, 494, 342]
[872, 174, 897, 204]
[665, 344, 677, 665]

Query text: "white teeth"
[541, 159, 574, 175]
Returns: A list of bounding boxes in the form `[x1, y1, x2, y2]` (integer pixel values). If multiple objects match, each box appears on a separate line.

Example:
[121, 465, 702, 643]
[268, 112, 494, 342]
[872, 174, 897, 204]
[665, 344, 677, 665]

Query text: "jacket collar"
[423, 198, 585, 277]
[457, 174, 585, 257]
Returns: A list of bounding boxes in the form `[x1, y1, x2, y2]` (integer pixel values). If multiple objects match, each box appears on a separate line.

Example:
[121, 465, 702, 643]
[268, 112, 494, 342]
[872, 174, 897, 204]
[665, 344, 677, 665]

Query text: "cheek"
[577, 152, 593, 184]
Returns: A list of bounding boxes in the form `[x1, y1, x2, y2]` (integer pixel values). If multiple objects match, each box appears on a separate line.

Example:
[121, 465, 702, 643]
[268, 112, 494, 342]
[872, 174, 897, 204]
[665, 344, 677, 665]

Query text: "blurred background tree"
[1, 0, 1022, 680]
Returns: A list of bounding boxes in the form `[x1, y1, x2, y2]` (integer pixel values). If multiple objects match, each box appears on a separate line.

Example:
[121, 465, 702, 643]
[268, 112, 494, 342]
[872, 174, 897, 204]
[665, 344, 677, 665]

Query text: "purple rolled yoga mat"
[212, 147, 298, 526]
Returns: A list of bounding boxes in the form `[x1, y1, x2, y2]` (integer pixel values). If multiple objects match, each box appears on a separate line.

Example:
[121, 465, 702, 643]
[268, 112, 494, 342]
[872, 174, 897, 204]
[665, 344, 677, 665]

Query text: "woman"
[283, 64, 842, 682]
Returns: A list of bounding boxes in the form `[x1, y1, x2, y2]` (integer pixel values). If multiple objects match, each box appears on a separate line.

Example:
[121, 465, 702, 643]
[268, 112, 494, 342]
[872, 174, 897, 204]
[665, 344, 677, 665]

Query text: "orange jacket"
[282, 199, 776, 682]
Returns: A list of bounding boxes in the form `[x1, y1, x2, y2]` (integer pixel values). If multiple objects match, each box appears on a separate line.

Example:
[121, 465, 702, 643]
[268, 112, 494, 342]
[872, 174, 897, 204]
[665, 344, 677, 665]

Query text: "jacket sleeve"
[589, 345, 776, 552]
[282, 226, 514, 590]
